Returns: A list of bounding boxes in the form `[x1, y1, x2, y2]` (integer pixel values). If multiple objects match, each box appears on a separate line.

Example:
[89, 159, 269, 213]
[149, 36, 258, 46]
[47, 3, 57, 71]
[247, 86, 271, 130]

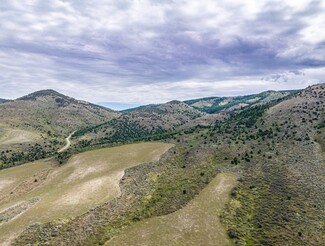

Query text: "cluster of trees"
[0, 144, 49, 169]
[56, 150, 72, 165]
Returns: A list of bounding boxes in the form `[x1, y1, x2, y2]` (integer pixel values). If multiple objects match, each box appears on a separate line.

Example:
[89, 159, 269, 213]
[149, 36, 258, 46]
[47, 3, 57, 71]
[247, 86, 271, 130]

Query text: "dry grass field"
[106, 173, 237, 246]
[0, 142, 173, 245]
[0, 125, 40, 146]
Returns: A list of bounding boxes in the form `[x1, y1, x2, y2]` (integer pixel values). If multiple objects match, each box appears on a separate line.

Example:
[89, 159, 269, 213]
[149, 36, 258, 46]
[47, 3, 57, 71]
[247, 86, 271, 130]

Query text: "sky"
[0, 0, 324, 108]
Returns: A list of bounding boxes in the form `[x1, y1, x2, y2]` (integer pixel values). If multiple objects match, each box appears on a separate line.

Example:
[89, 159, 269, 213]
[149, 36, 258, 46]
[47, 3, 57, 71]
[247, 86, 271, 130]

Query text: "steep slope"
[0, 90, 120, 169]
[185, 90, 296, 113]
[0, 89, 120, 136]
[73, 100, 204, 145]
[106, 173, 236, 246]
[220, 84, 325, 245]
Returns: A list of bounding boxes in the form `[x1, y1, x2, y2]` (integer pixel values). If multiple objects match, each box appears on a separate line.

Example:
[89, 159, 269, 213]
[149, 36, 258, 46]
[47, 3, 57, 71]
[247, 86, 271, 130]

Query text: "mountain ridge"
[0, 98, 10, 104]
[122, 90, 298, 113]
[72, 99, 204, 146]
[17, 89, 116, 111]
[18, 89, 69, 100]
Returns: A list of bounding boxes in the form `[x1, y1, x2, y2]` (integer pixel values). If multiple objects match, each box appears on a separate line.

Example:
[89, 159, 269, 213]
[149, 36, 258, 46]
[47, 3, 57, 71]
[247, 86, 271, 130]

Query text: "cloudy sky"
[0, 0, 324, 108]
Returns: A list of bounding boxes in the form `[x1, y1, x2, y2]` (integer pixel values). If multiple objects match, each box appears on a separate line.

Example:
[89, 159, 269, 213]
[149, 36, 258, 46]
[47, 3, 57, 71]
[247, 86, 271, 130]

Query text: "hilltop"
[1, 89, 120, 135]
[0, 90, 120, 168]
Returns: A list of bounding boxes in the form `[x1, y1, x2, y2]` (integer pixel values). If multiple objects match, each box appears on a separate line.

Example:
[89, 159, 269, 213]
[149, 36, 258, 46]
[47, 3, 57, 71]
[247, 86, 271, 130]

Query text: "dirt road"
[57, 131, 75, 153]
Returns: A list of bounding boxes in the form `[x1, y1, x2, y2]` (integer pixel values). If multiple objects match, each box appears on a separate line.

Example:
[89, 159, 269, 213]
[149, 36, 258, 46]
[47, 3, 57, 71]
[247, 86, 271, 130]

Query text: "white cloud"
[299, 14, 325, 44]
[0, 0, 324, 104]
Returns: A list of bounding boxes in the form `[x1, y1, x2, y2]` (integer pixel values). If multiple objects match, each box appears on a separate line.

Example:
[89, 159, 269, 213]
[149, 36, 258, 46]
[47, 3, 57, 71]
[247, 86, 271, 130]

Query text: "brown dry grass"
[0, 142, 173, 245]
[0, 126, 40, 145]
[106, 173, 237, 246]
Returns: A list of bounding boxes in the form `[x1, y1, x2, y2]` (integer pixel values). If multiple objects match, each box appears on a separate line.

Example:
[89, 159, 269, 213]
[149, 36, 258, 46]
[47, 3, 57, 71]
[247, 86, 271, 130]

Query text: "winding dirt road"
[57, 131, 75, 153]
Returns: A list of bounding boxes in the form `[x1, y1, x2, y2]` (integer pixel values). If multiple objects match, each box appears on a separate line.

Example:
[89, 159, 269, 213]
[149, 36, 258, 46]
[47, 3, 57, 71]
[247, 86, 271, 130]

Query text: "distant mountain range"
[0, 88, 299, 153]
[0, 89, 297, 138]
[0, 98, 10, 104]
[123, 90, 295, 113]
[184, 90, 296, 113]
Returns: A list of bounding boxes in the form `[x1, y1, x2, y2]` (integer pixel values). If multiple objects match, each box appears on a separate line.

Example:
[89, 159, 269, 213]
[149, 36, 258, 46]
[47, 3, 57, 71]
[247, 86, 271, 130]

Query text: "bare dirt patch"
[0, 128, 40, 145]
[0, 197, 40, 225]
[0, 169, 51, 204]
[57, 173, 123, 206]
[0, 179, 15, 193]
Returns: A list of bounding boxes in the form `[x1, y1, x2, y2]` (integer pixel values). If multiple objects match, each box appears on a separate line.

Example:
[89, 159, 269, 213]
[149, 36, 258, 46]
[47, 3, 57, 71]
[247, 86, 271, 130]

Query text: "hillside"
[185, 90, 296, 113]
[216, 84, 325, 245]
[0, 142, 173, 245]
[117, 90, 297, 134]
[73, 100, 204, 146]
[0, 90, 120, 136]
[0, 90, 120, 169]
[72, 91, 298, 148]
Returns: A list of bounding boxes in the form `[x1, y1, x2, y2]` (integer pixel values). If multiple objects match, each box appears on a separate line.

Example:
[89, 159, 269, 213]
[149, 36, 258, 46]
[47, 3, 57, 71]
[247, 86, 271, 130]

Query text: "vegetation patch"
[106, 173, 236, 246]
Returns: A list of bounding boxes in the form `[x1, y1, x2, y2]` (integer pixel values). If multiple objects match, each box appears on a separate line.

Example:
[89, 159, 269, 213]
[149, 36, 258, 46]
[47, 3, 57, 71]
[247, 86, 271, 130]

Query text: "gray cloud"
[0, 0, 324, 104]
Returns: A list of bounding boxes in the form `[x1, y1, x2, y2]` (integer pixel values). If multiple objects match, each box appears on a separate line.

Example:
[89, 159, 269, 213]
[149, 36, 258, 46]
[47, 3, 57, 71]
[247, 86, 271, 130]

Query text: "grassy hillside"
[185, 90, 297, 113]
[72, 100, 204, 146]
[0, 90, 120, 169]
[14, 131, 226, 245]
[0, 123, 62, 169]
[0, 89, 120, 136]
[0, 142, 172, 245]
[107, 173, 236, 246]
[219, 84, 325, 245]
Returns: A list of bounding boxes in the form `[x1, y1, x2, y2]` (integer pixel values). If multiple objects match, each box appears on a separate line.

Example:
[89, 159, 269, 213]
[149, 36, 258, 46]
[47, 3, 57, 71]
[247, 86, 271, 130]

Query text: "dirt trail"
[57, 131, 75, 153]
[0, 197, 40, 225]
[107, 173, 237, 246]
